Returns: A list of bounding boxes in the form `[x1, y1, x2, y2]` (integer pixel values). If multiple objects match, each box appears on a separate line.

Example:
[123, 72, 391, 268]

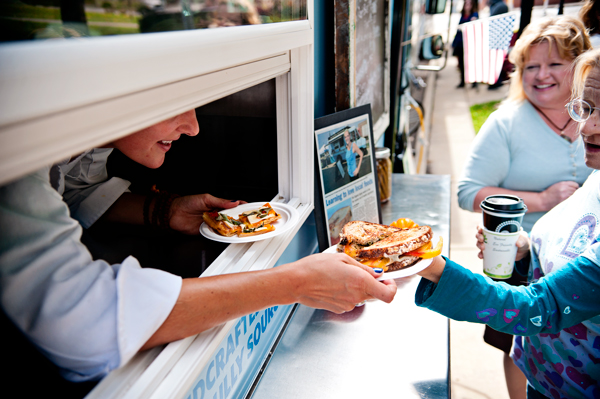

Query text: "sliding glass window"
[0, 0, 307, 42]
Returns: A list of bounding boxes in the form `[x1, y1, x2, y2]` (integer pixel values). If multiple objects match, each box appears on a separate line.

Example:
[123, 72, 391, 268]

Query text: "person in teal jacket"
[416, 48, 600, 399]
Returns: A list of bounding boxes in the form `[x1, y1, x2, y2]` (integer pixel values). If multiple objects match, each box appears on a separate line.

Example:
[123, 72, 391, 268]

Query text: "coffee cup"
[480, 195, 527, 233]
[482, 226, 521, 279]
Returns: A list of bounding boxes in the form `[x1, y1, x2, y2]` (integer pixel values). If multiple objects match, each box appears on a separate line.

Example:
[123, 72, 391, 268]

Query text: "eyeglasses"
[565, 98, 600, 123]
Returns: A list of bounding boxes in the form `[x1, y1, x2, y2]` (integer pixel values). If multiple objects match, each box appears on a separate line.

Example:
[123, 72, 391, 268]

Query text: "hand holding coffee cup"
[480, 195, 527, 279]
[476, 226, 530, 260]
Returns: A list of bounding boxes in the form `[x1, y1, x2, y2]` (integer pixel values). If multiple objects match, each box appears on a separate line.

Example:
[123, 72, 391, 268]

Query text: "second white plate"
[200, 202, 299, 243]
[323, 244, 434, 280]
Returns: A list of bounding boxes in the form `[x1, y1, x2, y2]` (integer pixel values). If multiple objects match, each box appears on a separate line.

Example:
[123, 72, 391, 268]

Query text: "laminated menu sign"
[314, 104, 381, 249]
[184, 304, 293, 399]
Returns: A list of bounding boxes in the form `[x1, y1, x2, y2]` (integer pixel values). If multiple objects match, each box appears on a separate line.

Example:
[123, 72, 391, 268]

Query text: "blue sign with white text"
[185, 304, 293, 399]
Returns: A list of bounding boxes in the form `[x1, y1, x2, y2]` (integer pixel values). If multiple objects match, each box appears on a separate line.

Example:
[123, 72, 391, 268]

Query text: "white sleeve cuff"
[115, 256, 182, 368]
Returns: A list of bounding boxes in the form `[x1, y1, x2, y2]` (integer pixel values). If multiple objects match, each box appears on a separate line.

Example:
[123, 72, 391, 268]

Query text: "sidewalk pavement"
[426, 56, 512, 399]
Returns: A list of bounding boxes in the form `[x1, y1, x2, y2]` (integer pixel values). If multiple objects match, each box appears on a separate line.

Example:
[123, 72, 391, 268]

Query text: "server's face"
[580, 67, 600, 170]
[109, 110, 199, 169]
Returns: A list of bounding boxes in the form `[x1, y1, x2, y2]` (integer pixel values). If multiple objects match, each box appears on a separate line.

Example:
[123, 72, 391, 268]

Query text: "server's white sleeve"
[0, 167, 182, 381]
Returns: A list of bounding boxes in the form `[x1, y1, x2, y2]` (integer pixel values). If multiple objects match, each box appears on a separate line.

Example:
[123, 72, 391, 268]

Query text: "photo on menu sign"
[314, 104, 381, 250]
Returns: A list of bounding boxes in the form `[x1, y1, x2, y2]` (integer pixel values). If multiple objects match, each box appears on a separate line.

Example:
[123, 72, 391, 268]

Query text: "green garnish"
[244, 207, 273, 217]
[216, 213, 231, 223]
[243, 222, 266, 233]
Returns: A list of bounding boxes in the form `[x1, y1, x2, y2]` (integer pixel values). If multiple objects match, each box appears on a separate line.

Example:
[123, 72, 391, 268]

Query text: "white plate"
[323, 244, 434, 280]
[200, 202, 299, 243]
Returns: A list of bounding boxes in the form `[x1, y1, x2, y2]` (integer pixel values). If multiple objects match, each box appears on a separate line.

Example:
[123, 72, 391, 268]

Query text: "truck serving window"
[83, 79, 278, 278]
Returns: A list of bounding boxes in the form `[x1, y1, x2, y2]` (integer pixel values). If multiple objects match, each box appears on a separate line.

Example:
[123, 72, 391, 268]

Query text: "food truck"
[0, 0, 452, 397]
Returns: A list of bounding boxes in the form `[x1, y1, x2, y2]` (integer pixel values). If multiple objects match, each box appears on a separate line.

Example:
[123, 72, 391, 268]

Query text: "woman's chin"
[584, 153, 600, 170]
[138, 155, 166, 169]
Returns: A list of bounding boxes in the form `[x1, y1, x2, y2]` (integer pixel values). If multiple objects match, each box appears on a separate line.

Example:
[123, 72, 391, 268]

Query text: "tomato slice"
[405, 237, 443, 259]
[390, 218, 419, 229]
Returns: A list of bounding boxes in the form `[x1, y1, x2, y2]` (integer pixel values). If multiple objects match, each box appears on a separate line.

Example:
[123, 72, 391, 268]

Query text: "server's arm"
[141, 253, 398, 350]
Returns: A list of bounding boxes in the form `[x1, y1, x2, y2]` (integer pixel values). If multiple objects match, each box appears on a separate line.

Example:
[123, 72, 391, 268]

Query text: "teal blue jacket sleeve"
[415, 256, 600, 335]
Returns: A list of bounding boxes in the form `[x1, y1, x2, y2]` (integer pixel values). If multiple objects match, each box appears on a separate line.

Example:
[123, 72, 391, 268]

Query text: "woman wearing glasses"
[456, 16, 593, 398]
[415, 48, 600, 399]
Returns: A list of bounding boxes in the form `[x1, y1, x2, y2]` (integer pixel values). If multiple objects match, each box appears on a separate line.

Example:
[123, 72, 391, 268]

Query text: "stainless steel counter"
[250, 174, 451, 399]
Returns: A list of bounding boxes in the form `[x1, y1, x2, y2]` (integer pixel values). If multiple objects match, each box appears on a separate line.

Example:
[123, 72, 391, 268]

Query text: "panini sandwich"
[337, 220, 436, 271]
[203, 203, 281, 238]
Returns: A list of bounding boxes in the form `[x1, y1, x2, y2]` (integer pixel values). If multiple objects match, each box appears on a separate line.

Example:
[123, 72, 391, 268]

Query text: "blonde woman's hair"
[506, 16, 591, 103]
[571, 48, 600, 100]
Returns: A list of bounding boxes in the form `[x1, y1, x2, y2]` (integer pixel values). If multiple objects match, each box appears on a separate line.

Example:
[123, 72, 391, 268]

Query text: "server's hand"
[169, 194, 245, 235]
[285, 253, 397, 313]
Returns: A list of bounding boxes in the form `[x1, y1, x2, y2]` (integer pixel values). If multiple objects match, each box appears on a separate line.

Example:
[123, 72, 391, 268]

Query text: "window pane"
[0, 0, 307, 42]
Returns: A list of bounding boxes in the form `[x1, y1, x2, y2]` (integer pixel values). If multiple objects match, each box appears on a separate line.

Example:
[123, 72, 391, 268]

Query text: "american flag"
[462, 13, 517, 84]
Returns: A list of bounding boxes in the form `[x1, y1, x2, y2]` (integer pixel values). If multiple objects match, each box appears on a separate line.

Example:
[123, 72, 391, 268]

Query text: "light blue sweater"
[457, 100, 592, 232]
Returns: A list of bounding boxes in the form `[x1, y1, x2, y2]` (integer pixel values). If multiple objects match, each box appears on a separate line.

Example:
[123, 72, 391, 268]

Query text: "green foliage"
[91, 24, 138, 35]
[0, 1, 139, 42]
[470, 100, 501, 134]
[17, 0, 60, 7]
[0, 2, 139, 23]
[87, 11, 138, 23]
[0, 3, 61, 19]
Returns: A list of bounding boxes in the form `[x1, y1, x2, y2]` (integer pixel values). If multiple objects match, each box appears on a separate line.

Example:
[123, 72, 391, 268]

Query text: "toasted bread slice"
[239, 203, 281, 229]
[339, 220, 402, 246]
[203, 211, 242, 237]
[357, 226, 433, 259]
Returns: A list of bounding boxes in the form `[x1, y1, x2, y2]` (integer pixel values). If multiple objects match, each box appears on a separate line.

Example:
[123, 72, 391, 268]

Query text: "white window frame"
[0, 3, 315, 398]
[0, 18, 313, 190]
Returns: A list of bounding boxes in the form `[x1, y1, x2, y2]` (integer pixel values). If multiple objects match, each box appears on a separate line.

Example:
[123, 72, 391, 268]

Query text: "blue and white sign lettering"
[185, 304, 293, 399]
